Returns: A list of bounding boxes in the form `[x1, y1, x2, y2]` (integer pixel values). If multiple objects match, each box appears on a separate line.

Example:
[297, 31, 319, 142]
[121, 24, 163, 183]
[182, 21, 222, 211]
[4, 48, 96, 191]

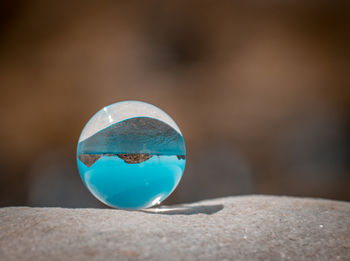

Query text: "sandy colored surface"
[0, 195, 349, 261]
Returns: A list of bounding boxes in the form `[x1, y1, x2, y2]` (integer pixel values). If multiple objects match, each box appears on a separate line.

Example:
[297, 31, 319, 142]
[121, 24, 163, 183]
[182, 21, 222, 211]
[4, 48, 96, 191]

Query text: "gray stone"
[79, 117, 185, 155]
[0, 195, 349, 261]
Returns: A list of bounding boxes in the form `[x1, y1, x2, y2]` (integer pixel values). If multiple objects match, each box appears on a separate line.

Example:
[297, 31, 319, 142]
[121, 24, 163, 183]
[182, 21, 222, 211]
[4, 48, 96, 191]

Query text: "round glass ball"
[77, 101, 186, 209]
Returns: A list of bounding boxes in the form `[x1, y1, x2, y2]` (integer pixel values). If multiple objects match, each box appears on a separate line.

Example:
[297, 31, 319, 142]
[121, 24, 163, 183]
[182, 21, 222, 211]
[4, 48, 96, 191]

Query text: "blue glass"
[77, 101, 186, 209]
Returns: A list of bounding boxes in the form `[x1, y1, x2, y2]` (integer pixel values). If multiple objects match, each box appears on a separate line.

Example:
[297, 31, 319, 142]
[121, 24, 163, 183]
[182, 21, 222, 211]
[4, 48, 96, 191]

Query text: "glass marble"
[77, 101, 186, 209]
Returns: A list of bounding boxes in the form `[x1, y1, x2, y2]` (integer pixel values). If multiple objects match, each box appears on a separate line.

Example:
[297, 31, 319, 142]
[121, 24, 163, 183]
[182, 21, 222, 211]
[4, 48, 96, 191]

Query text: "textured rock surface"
[78, 117, 185, 155]
[0, 195, 349, 261]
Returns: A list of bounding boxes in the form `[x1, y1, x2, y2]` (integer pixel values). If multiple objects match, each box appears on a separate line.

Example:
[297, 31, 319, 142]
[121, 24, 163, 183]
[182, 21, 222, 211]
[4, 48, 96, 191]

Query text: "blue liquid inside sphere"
[77, 101, 186, 209]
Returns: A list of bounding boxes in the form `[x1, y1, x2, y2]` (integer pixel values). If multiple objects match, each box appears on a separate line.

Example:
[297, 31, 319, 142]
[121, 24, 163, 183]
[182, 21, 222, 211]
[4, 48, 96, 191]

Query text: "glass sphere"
[77, 101, 186, 209]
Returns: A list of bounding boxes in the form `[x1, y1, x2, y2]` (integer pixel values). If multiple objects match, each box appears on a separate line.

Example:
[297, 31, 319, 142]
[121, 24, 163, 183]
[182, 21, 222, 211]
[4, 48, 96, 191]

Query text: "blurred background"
[0, 0, 349, 208]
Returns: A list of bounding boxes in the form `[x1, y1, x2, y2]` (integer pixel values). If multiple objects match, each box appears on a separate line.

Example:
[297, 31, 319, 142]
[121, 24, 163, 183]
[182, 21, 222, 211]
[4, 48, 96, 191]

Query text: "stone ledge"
[1, 195, 349, 261]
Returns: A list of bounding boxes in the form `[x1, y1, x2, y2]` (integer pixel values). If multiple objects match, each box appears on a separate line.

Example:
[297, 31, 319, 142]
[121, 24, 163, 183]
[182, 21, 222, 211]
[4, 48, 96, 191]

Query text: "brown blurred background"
[0, 0, 349, 207]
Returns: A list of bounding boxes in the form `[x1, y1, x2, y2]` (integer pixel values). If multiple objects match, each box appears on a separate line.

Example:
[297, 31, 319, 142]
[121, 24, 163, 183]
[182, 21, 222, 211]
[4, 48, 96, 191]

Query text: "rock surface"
[78, 117, 185, 155]
[0, 195, 349, 261]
